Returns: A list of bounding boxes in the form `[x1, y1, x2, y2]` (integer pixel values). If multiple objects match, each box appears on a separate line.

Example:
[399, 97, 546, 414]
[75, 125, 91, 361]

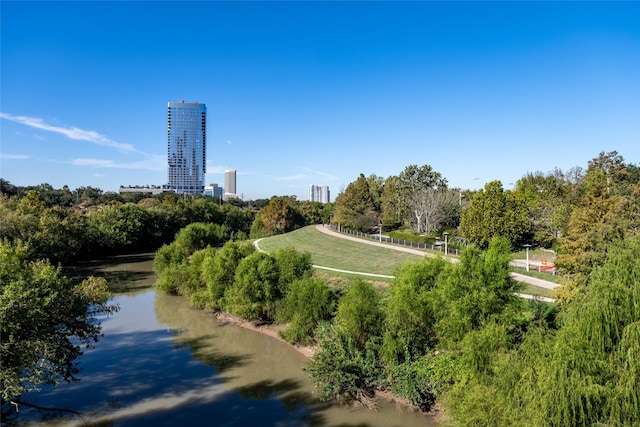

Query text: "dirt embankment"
[213, 311, 316, 358]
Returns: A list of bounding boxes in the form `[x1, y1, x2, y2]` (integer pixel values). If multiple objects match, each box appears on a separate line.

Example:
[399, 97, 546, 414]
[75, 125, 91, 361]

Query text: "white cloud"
[0, 153, 30, 160]
[301, 167, 338, 181]
[276, 173, 306, 181]
[206, 164, 232, 174]
[0, 112, 136, 152]
[71, 154, 165, 172]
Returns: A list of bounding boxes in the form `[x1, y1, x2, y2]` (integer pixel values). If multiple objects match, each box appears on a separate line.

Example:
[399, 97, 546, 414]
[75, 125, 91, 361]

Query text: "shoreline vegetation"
[210, 309, 443, 419]
[146, 218, 640, 425]
[152, 225, 543, 420]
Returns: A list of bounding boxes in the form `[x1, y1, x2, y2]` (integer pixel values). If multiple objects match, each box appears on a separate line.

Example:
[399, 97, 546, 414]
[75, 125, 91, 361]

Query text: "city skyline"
[1, 2, 639, 201]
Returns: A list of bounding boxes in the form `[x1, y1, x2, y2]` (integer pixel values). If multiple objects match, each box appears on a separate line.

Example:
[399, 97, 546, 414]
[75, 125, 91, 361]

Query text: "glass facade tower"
[167, 101, 206, 194]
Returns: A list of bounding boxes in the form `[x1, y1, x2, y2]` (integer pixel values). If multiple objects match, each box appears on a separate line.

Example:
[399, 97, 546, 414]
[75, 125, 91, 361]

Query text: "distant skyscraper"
[167, 101, 206, 194]
[224, 169, 237, 197]
[309, 185, 330, 203]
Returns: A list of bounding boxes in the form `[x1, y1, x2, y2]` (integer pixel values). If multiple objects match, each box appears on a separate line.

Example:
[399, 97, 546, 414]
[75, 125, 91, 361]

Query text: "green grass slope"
[257, 225, 423, 277]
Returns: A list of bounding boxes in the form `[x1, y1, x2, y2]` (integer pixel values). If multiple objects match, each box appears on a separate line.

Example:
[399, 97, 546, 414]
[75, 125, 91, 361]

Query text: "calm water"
[11, 254, 438, 427]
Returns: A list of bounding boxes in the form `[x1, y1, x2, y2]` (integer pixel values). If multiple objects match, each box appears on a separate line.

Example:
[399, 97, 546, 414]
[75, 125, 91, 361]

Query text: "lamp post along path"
[523, 244, 532, 272]
[443, 232, 449, 256]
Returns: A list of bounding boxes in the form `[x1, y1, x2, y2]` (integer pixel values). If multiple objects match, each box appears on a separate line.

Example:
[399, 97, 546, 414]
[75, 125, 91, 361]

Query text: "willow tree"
[444, 236, 640, 426]
[540, 236, 640, 425]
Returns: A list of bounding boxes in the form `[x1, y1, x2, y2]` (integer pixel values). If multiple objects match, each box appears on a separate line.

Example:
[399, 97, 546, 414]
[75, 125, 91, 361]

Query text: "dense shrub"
[224, 252, 281, 320]
[387, 353, 459, 411]
[335, 279, 383, 349]
[306, 323, 383, 407]
[381, 257, 447, 365]
[273, 246, 313, 295]
[153, 241, 188, 275]
[277, 277, 335, 345]
[201, 241, 254, 308]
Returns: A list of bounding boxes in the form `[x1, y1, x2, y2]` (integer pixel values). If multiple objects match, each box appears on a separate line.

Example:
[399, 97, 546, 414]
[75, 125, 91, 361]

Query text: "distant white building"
[309, 184, 330, 203]
[224, 170, 238, 200]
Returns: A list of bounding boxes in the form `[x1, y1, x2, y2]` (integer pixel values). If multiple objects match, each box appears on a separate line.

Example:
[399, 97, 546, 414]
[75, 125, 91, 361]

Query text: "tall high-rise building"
[224, 169, 237, 197]
[167, 101, 206, 194]
[309, 185, 330, 203]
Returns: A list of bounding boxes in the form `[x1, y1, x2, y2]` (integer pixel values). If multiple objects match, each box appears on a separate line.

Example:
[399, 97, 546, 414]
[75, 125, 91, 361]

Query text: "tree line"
[332, 152, 640, 284]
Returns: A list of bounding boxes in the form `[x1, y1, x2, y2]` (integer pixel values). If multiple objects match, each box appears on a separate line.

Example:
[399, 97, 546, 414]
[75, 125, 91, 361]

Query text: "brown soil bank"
[211, 310, 445, 420]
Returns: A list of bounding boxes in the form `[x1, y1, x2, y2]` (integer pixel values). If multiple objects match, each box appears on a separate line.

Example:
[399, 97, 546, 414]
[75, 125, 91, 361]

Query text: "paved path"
[315, 224, 451, 259]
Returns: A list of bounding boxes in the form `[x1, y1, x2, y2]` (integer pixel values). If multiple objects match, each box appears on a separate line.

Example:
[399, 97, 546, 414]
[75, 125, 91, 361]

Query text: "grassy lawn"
[259, 226, 557, 300]
[257, 226, 423, 276]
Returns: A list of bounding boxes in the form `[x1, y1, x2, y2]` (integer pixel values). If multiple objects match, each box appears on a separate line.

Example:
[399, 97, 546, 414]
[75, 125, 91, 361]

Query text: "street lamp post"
[443, 232, 449, 256]
[523, 244, 532, 272]
[379, 220, 383, 242]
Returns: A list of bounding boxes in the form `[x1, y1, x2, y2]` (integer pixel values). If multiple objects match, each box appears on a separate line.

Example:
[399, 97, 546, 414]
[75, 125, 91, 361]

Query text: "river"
[10, 253, 438, 427]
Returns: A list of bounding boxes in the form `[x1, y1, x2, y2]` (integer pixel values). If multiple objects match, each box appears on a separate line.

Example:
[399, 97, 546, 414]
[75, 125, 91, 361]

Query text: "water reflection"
[11, 255, 437, 427]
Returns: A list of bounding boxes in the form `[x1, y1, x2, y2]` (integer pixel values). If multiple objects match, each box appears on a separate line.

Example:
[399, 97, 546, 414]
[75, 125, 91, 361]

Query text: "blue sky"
[1, 1, 639, 201]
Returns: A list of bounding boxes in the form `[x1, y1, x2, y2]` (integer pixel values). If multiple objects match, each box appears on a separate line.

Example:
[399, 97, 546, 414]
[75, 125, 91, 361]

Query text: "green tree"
[445, 236, 640, 427]
[174, 222, 228, 254]
[256, 197, 304, 237]
[382, 257, 447, 365]
[0, 240, 117, 403]
[333, 174, 379, 231]
[460, 180, 529, 248]
[335, 279, 384, 349]
[514, 170, 575, 248]
[431, 238, 523, 347]
[85, 203, 153, 253]
[556, 155, 640, 296]
[306, 322, 383, 408]
[153, 241, 189, 294]
[298, 201, 324, 225]
[381, 175, 407, 229]
[273, 246, 313, 295]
